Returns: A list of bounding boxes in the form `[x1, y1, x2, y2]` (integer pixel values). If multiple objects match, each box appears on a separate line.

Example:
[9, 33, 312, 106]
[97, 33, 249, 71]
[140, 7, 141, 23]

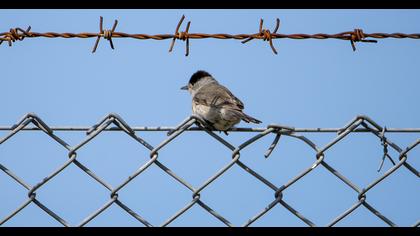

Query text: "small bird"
[181, 70, 262, 134]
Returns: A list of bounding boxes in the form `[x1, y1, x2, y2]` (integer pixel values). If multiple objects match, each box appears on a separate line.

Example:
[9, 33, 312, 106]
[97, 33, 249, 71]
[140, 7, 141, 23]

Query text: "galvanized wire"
[0, 113, 418, 227]
[1, 15, 420, 55]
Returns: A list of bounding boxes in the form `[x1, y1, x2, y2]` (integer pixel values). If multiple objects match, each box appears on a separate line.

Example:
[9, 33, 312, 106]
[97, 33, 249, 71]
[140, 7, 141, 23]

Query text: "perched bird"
[181, 70, 261, 134]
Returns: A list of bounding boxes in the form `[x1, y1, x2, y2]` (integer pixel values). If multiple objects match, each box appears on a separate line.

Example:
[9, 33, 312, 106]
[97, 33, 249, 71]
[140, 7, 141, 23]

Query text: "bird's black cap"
[189, 70, 212, 86]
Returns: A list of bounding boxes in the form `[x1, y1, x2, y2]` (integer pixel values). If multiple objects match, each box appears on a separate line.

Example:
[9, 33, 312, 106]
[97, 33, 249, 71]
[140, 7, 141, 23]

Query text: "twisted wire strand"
[1, 15, 419, 54]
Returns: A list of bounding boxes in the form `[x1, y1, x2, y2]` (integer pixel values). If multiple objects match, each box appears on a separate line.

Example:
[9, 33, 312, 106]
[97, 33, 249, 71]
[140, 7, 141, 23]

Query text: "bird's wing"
[193, 83, 244, 110]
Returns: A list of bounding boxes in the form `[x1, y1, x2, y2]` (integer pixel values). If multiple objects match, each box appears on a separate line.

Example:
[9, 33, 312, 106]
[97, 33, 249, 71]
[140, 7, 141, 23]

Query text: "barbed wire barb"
[91, 16, 118, 53]
[350, 28, 378, 51]
[168, 15, 191, 56]
[0, 26, 31, 46]
[242, 18, 280, 54]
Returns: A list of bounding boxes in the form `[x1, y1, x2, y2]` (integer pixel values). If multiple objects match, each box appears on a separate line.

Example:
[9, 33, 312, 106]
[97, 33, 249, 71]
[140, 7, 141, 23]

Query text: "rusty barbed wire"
[1, 15, 420, 55]
[91, 16, 118, 53]
[0, 113, 418, 227]
[242, 18, 281, 54]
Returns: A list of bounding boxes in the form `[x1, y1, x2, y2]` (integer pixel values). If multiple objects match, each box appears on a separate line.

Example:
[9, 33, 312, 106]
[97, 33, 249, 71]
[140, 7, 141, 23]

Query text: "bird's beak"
[180, 85, 188, 90]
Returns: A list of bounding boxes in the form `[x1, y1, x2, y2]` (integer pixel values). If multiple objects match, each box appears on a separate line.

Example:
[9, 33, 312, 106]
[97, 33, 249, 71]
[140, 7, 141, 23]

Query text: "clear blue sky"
[1, 9, 419, 227]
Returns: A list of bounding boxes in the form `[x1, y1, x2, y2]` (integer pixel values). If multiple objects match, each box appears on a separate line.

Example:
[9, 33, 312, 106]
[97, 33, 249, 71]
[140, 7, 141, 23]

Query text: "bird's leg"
[192, 114, 230, 136]
[202, 120, 217, 131]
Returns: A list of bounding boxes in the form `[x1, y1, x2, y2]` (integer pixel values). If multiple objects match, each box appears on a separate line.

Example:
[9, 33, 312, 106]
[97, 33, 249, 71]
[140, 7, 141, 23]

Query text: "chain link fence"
[0, 113, 418, 227]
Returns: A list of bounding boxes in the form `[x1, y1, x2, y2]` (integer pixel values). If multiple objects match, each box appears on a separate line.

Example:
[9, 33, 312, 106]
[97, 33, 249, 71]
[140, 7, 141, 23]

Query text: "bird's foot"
[217, 130, 229, 135]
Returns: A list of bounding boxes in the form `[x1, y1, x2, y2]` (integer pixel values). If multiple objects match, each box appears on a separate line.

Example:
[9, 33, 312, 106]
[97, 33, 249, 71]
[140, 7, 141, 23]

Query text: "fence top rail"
[1, 126, 420, 133]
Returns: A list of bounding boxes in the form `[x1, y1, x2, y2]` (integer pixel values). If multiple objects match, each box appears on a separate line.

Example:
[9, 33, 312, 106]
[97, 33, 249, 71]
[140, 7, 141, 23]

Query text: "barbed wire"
[1, 15, 420, 55]
[0, 113, 418, 227]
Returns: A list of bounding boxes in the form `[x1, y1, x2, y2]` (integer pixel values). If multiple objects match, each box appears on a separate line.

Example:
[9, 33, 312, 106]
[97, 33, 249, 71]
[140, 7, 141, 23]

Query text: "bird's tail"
[241, 112, 262, 124]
